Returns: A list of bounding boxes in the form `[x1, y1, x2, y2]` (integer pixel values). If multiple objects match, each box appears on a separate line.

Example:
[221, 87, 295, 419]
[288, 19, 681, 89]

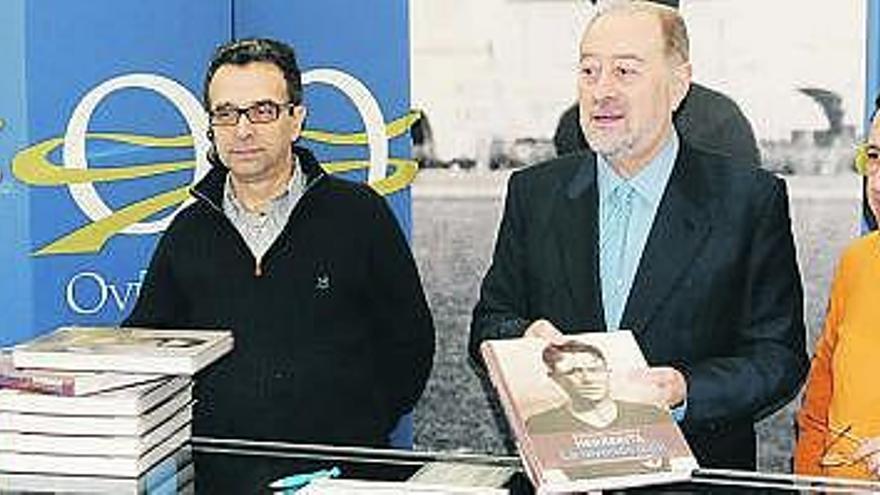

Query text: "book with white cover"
[0, 350, 165, 396]
[0, 374, 189, 417]
[0, 385, 192, 436]
[409, 461, 516, 489]
[12, 326, 233, 375]
[300, 478, 509, 494]
[0, 403, 192, 458]
[480, 331, 698, 494]
[0, 446, 193, 494]
[0, 422, 191, 477]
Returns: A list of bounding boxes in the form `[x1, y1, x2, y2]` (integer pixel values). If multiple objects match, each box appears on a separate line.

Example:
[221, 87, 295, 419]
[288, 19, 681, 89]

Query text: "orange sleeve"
[793, 254, 847, 475]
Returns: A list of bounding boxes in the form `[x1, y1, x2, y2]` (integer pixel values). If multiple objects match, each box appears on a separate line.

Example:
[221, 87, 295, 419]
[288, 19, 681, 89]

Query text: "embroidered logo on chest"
[315, 274, 331, 291]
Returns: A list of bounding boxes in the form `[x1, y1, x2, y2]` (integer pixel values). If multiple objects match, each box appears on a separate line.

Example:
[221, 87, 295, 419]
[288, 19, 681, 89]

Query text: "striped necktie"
[600, 181, 635, 329]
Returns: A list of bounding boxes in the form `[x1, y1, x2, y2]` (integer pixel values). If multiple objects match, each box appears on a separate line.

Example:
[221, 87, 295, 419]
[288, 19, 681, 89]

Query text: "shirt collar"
[224, 155, 300, 216]
[597, 130, 679, 206]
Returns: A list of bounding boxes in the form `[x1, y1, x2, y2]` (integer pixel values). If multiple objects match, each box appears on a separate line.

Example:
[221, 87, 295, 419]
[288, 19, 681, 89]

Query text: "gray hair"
[587, 0, 689, 64]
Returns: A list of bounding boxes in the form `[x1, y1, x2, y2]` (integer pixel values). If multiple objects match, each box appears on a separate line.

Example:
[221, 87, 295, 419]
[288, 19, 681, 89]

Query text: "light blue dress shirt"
[597, 131, 679, 329]
[596, 131, 687, 421]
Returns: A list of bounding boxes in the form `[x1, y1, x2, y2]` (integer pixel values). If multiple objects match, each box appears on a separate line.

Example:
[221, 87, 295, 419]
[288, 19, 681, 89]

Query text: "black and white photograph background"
[408, 0, 867, 473]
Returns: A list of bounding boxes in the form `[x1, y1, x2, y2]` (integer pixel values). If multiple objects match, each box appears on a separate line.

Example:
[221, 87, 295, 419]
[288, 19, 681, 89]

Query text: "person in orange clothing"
[794, 106, 880, 480]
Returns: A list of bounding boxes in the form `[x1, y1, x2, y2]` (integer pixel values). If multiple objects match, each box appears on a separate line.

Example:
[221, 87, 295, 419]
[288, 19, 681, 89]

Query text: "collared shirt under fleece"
[124, 146, 435, 447]
[223, 156, 306, 262]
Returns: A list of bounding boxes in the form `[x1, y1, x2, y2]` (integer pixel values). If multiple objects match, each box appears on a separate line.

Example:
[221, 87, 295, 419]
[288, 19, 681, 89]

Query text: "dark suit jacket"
[470, 144, 808, 470]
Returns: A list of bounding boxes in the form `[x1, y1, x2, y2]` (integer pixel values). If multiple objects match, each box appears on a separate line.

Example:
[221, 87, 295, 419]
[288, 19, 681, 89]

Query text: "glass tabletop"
[2, 437, 880, 494]
[192, 437, 522, 494]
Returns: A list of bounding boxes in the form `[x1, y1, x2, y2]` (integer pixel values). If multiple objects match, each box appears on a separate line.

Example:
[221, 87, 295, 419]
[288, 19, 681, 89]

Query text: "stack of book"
[0, 326, 233, 493]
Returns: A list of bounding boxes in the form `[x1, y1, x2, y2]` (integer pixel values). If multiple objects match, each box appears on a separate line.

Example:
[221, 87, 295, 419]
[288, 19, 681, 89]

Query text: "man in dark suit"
[469, 1, 807, 470]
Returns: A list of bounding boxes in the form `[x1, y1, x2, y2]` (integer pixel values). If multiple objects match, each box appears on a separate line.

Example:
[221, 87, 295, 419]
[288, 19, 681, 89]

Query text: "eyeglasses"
[801, 413, 865, 468]
[855, 143, 880, 176]
[209, 100, 294, 127]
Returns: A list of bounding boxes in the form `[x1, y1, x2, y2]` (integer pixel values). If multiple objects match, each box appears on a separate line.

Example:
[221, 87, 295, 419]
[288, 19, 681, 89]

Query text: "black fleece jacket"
[125, 146, 435, 447]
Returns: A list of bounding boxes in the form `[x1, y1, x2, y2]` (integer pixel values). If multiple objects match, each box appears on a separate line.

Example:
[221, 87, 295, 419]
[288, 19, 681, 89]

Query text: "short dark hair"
[542, 340, 606, 372]
[203, 37, 303, 108]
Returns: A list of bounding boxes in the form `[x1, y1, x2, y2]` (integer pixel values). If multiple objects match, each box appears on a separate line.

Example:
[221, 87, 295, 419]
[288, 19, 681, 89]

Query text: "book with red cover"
[0, 351, 164, 396]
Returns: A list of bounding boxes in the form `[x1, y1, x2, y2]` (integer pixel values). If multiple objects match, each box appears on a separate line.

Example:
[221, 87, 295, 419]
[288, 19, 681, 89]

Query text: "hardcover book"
[0, 422, 191, 477]
[0, 375, 189, 417]
[408, 461, 516, 489]
[0, 384, 192, 436]
[0, 446, 194, 494]
[299, 478, 509, 494]
[0, 402, 192, 458]
[0, 350, 165, 396]
[480, 331, 698, 493]
[12, 326, 233, 375]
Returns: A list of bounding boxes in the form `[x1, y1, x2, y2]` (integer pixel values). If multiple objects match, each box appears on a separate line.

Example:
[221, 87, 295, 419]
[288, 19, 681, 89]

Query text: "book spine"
[0, 374, 74, 396]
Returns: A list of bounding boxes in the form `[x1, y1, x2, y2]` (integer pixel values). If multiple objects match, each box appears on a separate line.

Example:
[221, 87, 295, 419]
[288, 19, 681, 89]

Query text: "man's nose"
[592, 68, 620, 100]
[234, 115, 255, 139]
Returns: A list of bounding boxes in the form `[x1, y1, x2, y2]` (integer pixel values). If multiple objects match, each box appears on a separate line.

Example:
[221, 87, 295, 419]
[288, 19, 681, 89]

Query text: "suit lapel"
[551, 155, 605, 329]
[621, 146, 713, 335]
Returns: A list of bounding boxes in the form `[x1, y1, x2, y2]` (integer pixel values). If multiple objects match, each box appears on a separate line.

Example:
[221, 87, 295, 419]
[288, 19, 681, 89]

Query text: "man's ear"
[290, 105, 308, 142]
[669, 61, 692, 112]
[205, 129, 223, 168]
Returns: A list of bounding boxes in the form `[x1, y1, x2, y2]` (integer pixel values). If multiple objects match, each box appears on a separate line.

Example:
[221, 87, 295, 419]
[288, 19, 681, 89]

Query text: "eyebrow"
[579, 53, 647, 64]
[211, 102, 241, 110]
[211, 99, 276, 110]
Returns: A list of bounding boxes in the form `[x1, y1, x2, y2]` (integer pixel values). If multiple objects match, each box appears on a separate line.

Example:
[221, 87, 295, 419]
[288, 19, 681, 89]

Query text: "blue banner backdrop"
[865, 0, 880, 231]
[1, 1, 416, 346]
[866, 0, 880, 128]
[0, 1, 31, 345]
[235, 0, 415, 235]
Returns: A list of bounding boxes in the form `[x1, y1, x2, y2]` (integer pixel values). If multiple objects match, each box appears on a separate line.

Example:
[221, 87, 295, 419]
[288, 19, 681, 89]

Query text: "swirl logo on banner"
[12, 70, 419, 256]
[0, 0, 413, 352]
[8, 70, 419, 323]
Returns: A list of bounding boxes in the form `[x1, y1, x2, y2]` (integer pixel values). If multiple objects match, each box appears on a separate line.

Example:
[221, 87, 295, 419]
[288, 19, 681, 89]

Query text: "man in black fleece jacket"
[125, 38, 434, 448]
